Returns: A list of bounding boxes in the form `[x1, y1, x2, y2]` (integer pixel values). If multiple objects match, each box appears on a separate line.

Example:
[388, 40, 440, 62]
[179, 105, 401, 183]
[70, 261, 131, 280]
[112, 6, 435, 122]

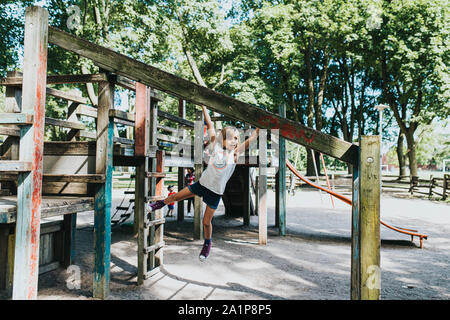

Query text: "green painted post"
[276, 105, 286, 236]
[93, 73, 114, 299]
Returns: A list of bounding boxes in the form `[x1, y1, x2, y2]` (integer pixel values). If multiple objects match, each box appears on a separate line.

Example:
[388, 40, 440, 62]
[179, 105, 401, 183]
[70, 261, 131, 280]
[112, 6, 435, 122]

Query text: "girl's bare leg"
[202, 205, 216, 240]
[163, 186, 194, 204]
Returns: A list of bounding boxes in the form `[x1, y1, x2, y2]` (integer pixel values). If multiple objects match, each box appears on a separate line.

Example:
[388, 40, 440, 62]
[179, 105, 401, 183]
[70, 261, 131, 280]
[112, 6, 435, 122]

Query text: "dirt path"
[34, 188, 449, 300]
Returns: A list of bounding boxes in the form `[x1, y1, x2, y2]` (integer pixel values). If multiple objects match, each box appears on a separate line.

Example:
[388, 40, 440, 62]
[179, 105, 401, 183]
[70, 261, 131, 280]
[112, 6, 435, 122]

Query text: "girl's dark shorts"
[188, 181, 221, 210]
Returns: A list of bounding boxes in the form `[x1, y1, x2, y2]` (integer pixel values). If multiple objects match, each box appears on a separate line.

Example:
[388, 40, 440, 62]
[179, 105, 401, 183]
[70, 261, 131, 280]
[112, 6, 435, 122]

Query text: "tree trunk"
[405, 130, 418, 177]
[397, 132, 407, 178]
[305, 39, 316, 176]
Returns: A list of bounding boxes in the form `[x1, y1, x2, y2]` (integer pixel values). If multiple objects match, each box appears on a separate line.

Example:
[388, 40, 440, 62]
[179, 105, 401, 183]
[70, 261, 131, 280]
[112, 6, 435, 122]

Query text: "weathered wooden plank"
[275, 105, 286, 236]
[45, 117, 86, 130]
[109, 109, 135, 122]
[43, 141, 97, 156]
[0, 126, 20, 137]
[12, 6, 48, 300]
[177, 99, 186, 222]
[46, 87, 89, 104]
[0, 161, 32, 172]
[1, 73, 108, 86]
[38, 261, 59, 275]
[0, 113, 34, 125]
[113, 137, 134, 145]
[5, 71, 23, 112]
[193, 110, 203, 240]
[0, 225, 9, 290]
[136, 156, 148, 285]
[75, 104, 98, 118]
[76, 130, 97, 140]
[158, 124, 179, 134]
[48, 26, 358, 165]
[158, 110, 194, 128]
[350, 160, 361, 300]
[154, 150, 164, 267]
[93, 72, 114, 299]
[62, 213, 76, 268]
[359, 136, 381, 300]
[0, 196, 94, 222]
[42, 174, 106, 183]
[134, 83, 148, 157]
[258, 130, 267, 245]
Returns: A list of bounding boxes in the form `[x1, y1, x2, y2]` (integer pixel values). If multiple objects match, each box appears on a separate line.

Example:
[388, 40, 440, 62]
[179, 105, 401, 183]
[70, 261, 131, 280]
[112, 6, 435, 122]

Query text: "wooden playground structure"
[0, 6, 384, 300]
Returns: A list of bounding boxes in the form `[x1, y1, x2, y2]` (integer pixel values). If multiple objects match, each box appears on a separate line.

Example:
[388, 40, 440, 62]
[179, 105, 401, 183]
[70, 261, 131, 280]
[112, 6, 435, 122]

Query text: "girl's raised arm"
[202, 105, 216, 144]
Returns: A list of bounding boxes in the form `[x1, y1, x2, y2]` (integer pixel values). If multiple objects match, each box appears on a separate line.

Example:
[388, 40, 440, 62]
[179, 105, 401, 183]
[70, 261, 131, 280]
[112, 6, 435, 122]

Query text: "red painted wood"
[134, 82, 148, 156]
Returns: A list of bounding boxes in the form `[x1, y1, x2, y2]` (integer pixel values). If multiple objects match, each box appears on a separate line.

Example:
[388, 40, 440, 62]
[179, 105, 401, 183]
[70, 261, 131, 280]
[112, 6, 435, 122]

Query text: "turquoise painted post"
[277, 105, 286, 236]
[93, 75, 114, 299]
[12, 6, 48, 300]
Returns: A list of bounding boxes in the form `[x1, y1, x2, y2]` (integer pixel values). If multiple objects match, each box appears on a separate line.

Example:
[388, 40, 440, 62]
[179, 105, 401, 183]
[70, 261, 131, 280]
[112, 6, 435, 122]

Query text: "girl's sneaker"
[199, 242, 212, 261]
[148, 200, 166, 212]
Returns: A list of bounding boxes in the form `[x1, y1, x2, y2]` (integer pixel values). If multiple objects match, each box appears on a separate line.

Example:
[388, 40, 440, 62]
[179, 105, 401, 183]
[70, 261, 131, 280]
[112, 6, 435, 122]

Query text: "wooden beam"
[109, 109, 135, 122]
[45, 117, 86, 130]
[351, 155, 361, 300]
[0, 126, 20, 137]
[93, 71, 114, 299]
[177, 99, 186, 222]
[275, 105, 286, 236]
[48, 26, 358, 165]
[43, 141, 96, 156]
[136, 156, 148, 285]
[12, 6, 48, 301]
[0, 113, 34, 125]
[46, 87, 89, 104]
[42, 174, 106, 183]
[258, 130, 267, 245]
[75, 104, 98, 118]
[359, 136, 381, 300]
[0, 161, 32, 172]
[1, 73, 108, 86]
[193, 110, 203, 240]
[158, 110, 194, 128]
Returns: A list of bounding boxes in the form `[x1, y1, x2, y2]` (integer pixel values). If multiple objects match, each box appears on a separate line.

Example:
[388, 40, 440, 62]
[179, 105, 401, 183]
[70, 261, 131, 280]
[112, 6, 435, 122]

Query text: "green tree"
[375, 0, 450, 177]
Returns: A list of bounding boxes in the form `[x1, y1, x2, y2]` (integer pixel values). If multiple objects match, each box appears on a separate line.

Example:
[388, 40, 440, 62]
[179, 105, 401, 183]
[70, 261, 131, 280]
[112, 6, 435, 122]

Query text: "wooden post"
[178, 99, 186, 222]
[12, 6, 48, 300]
[135, 157, 147, 285]
[193, 109, 203, 240]
[135, 82, 150, 285]
[93, 71, 114, 299]
[134, 82, 150, 235]
[154, 150, 165, 266]
[350, 158, 360, 300]
[4, 71, 21, 193]
[62, 213, 76, 267]
[351, 136, 381, 300]
[258, 129, 267, 245]
[275, 105, 286, 235]
[148, 90, 158, 268]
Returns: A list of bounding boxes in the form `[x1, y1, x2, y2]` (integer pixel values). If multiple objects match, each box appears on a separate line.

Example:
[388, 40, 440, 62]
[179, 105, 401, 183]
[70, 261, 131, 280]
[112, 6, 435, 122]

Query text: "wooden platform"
[0, 196, 94, 224]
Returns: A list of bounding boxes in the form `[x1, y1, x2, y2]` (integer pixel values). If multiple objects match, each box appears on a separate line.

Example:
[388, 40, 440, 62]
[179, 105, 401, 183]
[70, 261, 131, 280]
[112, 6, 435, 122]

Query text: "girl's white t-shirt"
[199, 142, 236, 195]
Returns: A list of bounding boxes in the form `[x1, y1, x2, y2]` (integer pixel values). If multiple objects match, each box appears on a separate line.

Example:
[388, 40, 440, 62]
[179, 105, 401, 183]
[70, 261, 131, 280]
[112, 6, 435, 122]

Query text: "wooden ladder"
[137, 149, 166, 283]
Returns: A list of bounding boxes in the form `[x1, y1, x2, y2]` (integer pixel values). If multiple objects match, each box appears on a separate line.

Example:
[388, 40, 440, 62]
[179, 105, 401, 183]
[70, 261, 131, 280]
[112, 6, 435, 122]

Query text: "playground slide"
[285, 159, 428, 248]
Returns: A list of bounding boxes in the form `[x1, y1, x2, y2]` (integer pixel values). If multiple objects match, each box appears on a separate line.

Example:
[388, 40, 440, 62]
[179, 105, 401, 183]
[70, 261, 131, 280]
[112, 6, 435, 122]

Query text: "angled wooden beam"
[48, 26, 358, 165]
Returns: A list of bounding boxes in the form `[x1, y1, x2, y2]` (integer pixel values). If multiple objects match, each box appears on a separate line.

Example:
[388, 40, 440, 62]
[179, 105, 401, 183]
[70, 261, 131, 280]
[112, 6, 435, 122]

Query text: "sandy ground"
[32, 188, 450, 300]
